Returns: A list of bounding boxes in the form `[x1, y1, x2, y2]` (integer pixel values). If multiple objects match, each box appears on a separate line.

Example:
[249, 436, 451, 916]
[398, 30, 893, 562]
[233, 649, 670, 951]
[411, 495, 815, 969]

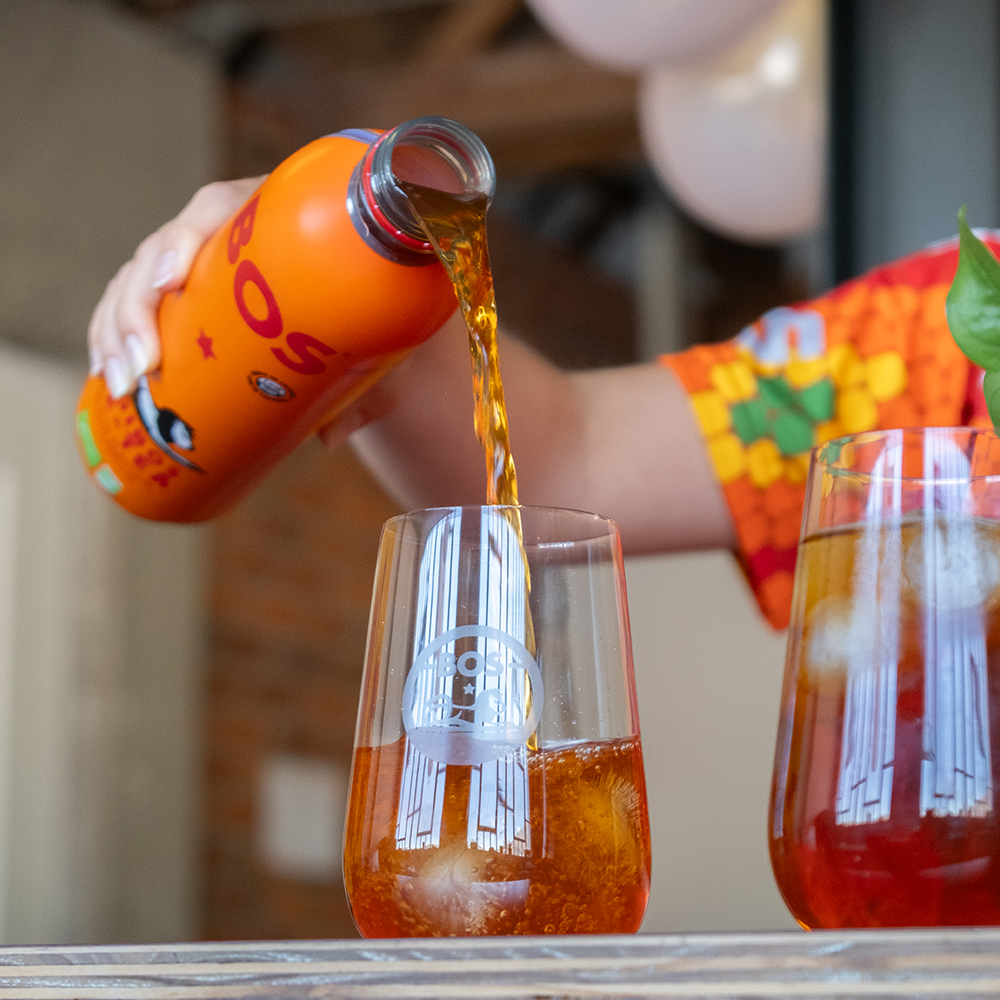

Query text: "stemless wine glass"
[344, 505, 650, 937]
[770, 426, 1000, 928]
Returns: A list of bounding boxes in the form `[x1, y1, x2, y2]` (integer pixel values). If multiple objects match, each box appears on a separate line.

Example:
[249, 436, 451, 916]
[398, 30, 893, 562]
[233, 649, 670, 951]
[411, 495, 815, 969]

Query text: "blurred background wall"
[0, 0, 998, 944]
[0, 0, 216, 943]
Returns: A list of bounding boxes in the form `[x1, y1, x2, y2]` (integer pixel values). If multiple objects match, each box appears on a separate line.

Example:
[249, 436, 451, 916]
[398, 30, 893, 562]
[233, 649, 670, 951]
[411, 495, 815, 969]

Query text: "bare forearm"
[348, 312, 492, 507]
[348, 312, 580, 508]
[350, 312, 736, 555]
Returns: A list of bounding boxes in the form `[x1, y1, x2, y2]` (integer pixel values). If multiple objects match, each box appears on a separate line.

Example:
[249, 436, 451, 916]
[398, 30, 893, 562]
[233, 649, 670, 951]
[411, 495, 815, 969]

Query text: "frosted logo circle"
[248, 371, 296, 401]
[401, 625, 543, 765]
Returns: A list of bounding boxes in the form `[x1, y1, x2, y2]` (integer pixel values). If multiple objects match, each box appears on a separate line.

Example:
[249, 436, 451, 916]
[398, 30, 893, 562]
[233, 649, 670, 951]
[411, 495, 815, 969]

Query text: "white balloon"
[639, 0, 827, 243]
[526, 0, 784, 70]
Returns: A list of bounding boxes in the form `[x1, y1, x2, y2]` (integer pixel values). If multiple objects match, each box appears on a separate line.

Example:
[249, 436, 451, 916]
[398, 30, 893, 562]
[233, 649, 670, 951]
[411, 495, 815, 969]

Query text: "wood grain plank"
[0, 930, 999, 998]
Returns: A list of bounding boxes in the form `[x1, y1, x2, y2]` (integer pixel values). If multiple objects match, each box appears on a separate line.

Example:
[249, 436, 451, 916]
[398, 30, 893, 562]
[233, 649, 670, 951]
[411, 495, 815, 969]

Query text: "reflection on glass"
[396, 748, 446, 852]
[395, 508, 532, 856]
[466, 748, 530, 854]
[918, 433, 991, 819]
[835, 444, 901, 827]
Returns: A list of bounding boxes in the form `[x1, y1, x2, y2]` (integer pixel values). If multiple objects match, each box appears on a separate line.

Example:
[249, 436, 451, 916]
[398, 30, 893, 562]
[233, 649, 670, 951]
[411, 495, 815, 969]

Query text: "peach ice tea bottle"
[75, 116, 494, 522]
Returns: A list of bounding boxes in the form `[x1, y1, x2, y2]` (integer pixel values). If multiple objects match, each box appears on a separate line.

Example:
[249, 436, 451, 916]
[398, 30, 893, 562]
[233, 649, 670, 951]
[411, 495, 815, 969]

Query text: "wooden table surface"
[0, 928, 998, 998]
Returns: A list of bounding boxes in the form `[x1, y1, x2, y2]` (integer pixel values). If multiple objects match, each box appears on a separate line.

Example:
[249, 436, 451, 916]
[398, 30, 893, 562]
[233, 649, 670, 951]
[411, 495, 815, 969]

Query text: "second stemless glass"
[344, 505, 650, 937]
[770, 427, 1000, 928]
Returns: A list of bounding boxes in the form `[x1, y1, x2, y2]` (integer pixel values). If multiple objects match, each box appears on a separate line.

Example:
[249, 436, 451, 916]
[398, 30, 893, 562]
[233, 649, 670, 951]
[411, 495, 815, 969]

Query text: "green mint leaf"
[984, 369, 1000, 424]
[946, 206, 1000, 374]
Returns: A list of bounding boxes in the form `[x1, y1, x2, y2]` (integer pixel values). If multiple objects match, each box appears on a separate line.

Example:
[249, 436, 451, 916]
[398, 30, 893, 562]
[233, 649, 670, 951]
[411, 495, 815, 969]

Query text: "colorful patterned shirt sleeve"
[661, 233, 1000, 631]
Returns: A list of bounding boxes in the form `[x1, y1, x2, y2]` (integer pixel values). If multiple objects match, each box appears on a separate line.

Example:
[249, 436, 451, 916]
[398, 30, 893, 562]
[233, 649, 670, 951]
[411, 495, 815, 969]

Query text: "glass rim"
[387, 503, 616, 522]
[813, 426, 1000, 477]
[382, 504, 622, 545]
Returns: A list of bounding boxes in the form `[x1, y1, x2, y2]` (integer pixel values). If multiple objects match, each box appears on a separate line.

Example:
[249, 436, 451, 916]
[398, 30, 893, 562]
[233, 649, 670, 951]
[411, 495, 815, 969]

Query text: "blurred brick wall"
[202, 438, 401, 941]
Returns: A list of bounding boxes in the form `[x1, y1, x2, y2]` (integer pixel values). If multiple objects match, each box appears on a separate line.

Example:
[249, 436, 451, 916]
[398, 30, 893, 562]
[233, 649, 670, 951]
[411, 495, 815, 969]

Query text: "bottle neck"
[350, 116, 495, 263]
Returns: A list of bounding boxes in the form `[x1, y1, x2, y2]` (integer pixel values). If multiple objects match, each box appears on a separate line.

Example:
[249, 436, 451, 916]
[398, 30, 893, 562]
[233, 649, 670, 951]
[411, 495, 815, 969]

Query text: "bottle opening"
[351, 116, 495, 262]
[391, 143, 465, 194]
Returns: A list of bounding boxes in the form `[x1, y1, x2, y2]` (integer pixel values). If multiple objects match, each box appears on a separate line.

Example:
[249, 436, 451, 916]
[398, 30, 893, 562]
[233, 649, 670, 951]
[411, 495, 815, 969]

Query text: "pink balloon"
[639, 0, 827, 243]
[527, 0, 785, 70]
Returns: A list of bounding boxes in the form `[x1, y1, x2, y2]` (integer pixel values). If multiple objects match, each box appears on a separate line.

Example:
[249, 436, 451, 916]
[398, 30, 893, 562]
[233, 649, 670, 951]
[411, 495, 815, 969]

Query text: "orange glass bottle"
[75, 116, 494, 522]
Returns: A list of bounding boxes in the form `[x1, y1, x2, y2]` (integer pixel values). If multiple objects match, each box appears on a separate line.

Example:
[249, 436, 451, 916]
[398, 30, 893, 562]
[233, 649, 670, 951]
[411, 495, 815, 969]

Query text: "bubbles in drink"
[344, 736, 650, 937]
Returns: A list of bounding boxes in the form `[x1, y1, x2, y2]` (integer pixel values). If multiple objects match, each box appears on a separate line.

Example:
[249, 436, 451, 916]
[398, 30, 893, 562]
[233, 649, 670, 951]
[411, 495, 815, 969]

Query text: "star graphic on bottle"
[464, 683, 475, 695]
[197, 330, 216, 359]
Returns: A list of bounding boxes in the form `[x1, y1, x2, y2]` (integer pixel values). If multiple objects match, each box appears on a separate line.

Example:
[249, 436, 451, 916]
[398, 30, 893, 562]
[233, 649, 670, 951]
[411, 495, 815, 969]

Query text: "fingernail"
[125, 334, 150, 378]
[104, 356, 131, 400]
[88, 345, 103, 376]
[151, 250, 178, 289]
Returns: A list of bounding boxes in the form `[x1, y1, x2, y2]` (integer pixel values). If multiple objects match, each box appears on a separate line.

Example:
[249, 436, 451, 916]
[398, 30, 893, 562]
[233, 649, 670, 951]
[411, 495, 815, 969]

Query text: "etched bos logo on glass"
[402, 624, 543, 765]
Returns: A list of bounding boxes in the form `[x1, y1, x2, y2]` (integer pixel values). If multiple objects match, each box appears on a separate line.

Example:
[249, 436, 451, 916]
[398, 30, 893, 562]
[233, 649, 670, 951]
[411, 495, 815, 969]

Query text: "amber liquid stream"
[400, 181, 517, 505]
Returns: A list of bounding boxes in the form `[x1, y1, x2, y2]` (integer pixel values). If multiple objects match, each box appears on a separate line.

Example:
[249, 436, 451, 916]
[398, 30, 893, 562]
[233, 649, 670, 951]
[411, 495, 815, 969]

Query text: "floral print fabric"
[662, 233, 1000, 630]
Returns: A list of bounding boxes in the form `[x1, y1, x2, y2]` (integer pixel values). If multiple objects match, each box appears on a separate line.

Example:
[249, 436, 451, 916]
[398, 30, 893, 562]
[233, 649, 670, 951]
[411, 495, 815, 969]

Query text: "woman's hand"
[87, 175, 266, 399]
[82, 169, 434, 453]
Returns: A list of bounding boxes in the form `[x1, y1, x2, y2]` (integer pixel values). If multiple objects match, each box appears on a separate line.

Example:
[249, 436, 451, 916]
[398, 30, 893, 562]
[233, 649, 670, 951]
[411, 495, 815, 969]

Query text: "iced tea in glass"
[344, 505, 650, 937]
[770, 427, 1000, 927]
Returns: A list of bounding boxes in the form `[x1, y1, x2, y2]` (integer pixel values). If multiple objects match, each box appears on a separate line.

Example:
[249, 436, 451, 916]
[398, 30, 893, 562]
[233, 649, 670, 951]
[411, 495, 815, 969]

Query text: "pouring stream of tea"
[400, 181, 518, 506]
